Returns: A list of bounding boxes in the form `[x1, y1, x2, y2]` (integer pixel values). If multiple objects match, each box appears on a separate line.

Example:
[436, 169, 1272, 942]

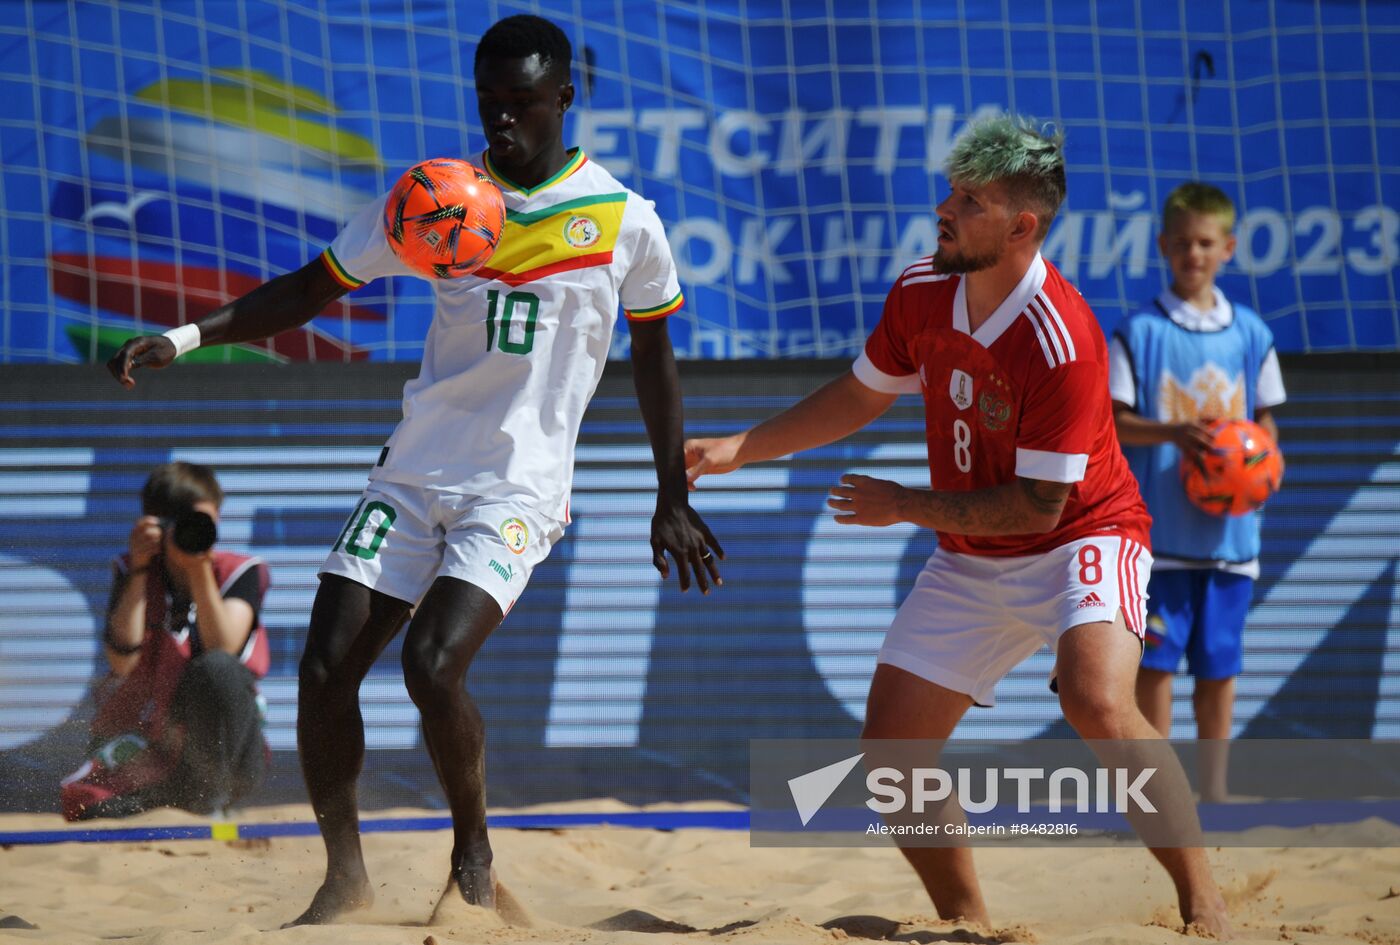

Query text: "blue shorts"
[1139, 570, 1253, 680]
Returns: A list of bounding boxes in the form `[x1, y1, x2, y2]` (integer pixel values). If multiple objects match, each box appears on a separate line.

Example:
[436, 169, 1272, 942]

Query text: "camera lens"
[171, 511, 217, 554]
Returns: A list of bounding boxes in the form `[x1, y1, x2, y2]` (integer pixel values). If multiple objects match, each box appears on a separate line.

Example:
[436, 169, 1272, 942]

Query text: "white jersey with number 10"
[319, 149, 684, 523]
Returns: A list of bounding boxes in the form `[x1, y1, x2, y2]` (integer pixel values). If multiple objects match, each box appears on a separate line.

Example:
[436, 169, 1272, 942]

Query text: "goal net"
[1, 0, 1396, 362]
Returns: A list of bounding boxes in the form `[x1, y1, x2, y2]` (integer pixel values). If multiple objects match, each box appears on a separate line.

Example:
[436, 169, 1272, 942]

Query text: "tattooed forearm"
[896, 478, 1071, 536]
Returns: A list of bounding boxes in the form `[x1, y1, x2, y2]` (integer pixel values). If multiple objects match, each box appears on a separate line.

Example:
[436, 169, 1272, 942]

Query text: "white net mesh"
[1, 0, 1396, 363]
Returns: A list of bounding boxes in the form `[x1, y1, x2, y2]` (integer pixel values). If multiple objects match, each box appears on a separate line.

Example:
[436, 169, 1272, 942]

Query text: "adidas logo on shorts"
[1076, 591, 1106, 610]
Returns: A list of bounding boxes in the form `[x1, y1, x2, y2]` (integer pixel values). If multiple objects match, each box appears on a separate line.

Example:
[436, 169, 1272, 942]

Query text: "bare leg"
[1193, 677, 1235, 803]
[862, 664, 987, 926]
[1057, 617, 1232, 938]
[400, 577, 503, 913]
[1135, 668, 1174, 737]
[284, 575, 412, 927]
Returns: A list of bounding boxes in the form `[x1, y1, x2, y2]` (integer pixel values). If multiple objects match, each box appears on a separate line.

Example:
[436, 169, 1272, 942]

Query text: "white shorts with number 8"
[878, 535, 1151, 707]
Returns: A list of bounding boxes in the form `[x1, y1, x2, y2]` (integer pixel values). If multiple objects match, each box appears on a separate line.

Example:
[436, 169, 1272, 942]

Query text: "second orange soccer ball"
[1180, 418, 1284, 517]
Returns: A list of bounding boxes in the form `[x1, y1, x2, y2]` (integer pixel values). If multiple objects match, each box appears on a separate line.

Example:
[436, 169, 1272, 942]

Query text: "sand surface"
[2, 801, 1398, 945]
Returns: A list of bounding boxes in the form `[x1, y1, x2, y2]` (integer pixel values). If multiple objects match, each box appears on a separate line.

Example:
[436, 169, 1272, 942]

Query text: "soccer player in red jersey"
[687, 115, 1230, 936]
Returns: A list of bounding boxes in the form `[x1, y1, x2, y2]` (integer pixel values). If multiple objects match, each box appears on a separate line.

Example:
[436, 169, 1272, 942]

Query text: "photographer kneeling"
[62, 462, 271, 820]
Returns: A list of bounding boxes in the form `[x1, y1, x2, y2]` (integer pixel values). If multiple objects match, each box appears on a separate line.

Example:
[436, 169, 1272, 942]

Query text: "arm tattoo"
[927, 488, 1016, 534]
[901, 478, 1071, 536]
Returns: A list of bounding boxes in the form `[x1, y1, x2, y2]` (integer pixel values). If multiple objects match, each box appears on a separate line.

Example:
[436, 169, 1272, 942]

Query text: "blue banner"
[0, 371, 1396, 781]
[2, 1, 1397, 363]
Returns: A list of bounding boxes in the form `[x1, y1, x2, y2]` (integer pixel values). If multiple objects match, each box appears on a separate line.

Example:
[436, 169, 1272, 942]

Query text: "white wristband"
[162, 324, 201, 358]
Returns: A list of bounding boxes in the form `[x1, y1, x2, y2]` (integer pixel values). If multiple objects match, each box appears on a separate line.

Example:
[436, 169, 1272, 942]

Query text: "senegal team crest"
[500, 517, 530, 555]
[949, 369, 973, 410]
[978, 374, 1012, 431]
[563, 214, 601, 249]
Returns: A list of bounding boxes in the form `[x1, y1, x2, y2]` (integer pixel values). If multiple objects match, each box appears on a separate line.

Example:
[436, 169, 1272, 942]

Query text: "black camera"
[162, 510, 218, 554]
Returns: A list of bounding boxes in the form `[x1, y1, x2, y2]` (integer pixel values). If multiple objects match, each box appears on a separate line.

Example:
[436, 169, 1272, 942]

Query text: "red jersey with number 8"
[854, 253, 1150, 557]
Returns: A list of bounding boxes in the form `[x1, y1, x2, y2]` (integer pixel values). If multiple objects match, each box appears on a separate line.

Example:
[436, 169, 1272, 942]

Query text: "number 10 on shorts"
[333, 499, 397, 560]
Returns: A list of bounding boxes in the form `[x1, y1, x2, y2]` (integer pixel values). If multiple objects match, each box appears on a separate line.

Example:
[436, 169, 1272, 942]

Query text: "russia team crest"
[979, 374, 1013, 431]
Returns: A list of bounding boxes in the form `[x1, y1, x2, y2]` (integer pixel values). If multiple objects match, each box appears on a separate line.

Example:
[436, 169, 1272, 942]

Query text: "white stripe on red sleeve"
[1015, 447, 1089, 483]
[853, 350, 921, 394]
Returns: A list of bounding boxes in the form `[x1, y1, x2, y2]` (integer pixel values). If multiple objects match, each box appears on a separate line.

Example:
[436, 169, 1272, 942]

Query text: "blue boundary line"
[0, 810, 751, 845]
[2, 801, 1396, 846]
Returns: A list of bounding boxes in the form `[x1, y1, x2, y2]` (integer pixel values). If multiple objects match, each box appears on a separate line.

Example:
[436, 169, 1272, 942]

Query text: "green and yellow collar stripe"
[483, 148, 588, 197]
[626, 291, 684, 321]
[320, 248, 364, 290]
[505, 192, 626, 227]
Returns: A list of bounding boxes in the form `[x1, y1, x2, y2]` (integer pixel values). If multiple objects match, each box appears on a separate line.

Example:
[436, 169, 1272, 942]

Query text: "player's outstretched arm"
[829, 474, 1072, 536]
[106, 259, 351, 388]
[629, 318, 724, 594]
[685, 371, 897, 486]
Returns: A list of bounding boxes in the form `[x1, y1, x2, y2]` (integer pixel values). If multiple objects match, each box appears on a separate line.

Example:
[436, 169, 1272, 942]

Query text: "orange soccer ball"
[382, 158, 505, 279]
[1180, 418, 1284, 517]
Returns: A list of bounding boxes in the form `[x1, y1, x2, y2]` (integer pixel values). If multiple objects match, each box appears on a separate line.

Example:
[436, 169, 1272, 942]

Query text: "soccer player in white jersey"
[687, 116, 1230, 936]
[108, 14, 722, 926]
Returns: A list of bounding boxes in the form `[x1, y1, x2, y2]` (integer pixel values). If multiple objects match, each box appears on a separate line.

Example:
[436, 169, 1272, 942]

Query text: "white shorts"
[878, 534, 1151, 707]
[319, 478, 564, 616]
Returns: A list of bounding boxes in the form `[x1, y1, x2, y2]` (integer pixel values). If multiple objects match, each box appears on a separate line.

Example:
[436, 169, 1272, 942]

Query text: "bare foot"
[281, 873, 373, 927]
[1181, 890, 1233, 940]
